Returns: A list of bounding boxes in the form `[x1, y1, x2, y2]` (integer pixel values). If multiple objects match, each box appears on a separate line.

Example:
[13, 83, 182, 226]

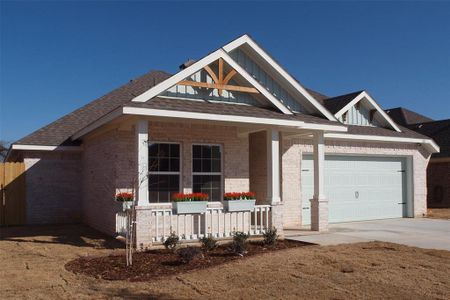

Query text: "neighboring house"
[5, 35, 439, 248]
[385, 107, 450, 208]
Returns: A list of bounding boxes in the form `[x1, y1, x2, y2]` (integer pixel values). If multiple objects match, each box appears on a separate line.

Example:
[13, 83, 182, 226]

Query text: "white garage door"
[301, 155, 407, 225]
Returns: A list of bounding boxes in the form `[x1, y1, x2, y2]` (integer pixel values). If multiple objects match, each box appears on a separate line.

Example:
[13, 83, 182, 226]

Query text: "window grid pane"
[192, 145, 222, 202]
[148, 143, 180, 203]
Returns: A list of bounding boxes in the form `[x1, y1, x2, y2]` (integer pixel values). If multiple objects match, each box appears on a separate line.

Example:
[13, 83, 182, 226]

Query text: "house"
[5, 35, 439, 248]
[385, 107, 450, 208]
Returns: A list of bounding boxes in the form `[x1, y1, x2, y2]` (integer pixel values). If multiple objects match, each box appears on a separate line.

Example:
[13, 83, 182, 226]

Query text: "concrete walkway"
[286, 218, 450, 251]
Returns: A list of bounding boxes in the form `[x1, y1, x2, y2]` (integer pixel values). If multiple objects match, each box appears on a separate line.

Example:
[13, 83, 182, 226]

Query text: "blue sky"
[1, 1, 449, 142]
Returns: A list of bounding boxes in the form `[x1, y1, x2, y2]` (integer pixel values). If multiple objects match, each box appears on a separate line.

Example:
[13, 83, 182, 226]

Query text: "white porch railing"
[116, 205, 272, 243]
[116, 211, 128, 236]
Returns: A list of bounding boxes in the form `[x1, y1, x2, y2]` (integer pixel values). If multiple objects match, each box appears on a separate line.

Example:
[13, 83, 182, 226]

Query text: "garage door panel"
[301, 155, 406, 225]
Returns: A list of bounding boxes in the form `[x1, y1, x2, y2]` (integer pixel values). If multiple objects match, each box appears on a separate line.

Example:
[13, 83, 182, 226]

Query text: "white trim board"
[324, 132, 440, 153]
[11, 144, 82, 151]
[222, 34, 337, 121]
[72, 107, 123, 140]
[334, 91, 402, 132]
[71, 106, 347, 140]
[122, 107, 347, 132]
[131, 49, 293, 115]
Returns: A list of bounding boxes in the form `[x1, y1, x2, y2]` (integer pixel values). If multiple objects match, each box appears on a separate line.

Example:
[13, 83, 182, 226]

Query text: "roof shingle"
[384, 107, 433, 126]
[322, 91, 363, 114]
[15, 71, 171, 146]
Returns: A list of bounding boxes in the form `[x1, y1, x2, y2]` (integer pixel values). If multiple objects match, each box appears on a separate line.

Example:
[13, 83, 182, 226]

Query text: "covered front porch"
[113, 113, 343, 248]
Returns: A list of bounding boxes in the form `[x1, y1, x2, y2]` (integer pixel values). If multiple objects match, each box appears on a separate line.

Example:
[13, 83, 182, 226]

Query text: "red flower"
[116, 192, 134, 202]
[172, 193, 209, 202]
[223, 192, 256, 200]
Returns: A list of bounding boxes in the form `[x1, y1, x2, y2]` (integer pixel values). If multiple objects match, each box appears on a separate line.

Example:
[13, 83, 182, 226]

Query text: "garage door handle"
[398, 202, 406, 205]
[303, 207, 310, 210]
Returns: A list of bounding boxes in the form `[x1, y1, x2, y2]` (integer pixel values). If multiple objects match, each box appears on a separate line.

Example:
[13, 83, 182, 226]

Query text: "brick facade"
[20, 120, 432, 237]
[23, 151, 82, 224]
[82, 129, 127, 235]
[81, 121, 250, 235]
[427, 161, 450, 208]
[280, 138, 431, 227]
[249, 131, 268, 205]
[147, 121, 250, 194]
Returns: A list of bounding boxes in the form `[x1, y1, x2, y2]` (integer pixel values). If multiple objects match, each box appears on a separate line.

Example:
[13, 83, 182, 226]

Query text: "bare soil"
[65, 240, 309, 281]
[1, 224, 450, 299]
[427, 208, 450, 220]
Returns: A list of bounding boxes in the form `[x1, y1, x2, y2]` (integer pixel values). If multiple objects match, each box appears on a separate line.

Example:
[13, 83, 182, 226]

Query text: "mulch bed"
[65, 240, 311, 281]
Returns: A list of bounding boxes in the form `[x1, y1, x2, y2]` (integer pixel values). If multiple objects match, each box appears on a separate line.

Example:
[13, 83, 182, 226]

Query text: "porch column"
[310, 131, 328, 231]
[267, 129, 280, 204]
[136, 119, 149, 206]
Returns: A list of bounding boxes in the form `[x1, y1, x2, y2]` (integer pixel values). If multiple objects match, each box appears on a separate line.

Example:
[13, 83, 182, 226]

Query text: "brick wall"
[281, 136, 302, 227]
[279, 138, 431, 227]
[427, 161, 450, 208]
[23, 151, 82, 224]
[81, 121, 250, 235]
[249, 131, 267, 205]
[146, 121, 249, 194]
[82, 129, 125, 235]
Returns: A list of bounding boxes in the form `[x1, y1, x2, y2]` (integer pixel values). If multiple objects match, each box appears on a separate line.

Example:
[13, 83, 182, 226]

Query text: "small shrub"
[232, 231, 249, 255]
[164, 232, 179, 251]
[177, 247, 203, 264]
[200, 235, 218, 252]
[263, 227, 278, 246]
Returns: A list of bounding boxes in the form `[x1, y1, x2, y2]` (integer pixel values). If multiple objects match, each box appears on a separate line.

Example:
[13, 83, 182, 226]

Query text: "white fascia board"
[72, 107, 123, 140]
[131, 48, 293, 115]
[222, 34, 337, 121]
[219, 50, 292, 114]
[334, 91, 402, 132]
[325, 132, 440, 153]
[123, 107, 347, 132]
[132, 49, 224, 103]
[296, 122, 347, 132]
[11, 144, 82, 151]
[71, 104, 346, 142]
[124, 107, 300, 126]
[334, 92, 365, 118]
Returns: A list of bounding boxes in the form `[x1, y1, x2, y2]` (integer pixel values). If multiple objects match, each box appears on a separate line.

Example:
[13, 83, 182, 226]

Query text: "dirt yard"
[1, 225, 450, 299]
[427, 208, 450, 220]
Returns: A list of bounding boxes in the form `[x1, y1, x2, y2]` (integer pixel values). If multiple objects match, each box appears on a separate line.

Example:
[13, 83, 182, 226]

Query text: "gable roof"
[329, 91, 402, 132]
[384, 107, 434, 126]
[305, 88, 329, 104]
[407, 119, 450, 158]
[15, 70, 171, 146]
[222, 34, 337, 121]
[322, 91, 364, 114]
[9, 35, 438, 155]
[132, 48, 293, 115]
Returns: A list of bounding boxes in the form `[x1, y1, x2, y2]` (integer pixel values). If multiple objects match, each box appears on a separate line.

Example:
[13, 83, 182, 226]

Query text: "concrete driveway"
[287, 218, 450, 251]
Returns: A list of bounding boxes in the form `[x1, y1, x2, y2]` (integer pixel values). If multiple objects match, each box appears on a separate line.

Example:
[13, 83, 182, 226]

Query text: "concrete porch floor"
[285, 218, 450, 251]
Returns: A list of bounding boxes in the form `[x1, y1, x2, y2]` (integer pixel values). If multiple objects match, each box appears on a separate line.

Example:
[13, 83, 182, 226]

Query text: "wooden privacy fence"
[0, 162, 26, 226]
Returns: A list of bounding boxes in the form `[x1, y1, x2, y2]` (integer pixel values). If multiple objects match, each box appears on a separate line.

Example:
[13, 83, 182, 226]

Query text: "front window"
[148, 143, 180, 202]
[192, 144, 222, 202]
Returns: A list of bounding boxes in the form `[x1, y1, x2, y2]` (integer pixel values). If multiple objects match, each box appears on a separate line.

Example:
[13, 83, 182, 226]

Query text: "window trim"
[191, 143, 223, 202]
[148, 141, 182, 203]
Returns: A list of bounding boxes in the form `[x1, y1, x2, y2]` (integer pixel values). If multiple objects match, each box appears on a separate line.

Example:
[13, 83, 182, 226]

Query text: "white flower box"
[223, 199, 256, 212]
[173, 201, 208, 214]
[121, 201, 133, 211]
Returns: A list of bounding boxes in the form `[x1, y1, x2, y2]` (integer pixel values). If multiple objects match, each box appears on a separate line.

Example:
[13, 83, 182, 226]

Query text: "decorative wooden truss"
[177, 58, 259, 96]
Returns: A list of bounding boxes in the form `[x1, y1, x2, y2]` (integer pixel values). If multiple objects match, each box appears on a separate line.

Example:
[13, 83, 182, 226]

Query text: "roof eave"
[71, 106, 348, 141]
